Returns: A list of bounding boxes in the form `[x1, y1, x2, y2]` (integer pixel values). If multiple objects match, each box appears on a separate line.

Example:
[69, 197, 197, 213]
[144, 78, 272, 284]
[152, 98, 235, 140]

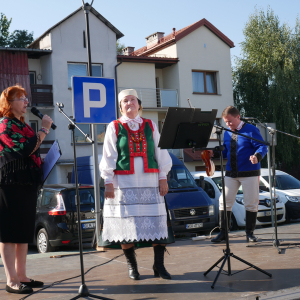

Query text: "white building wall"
[39, 10, 118, 184]
[176, 26, 234, 118]
[28, 59, 43, 84]
[39, 33, 51, 49]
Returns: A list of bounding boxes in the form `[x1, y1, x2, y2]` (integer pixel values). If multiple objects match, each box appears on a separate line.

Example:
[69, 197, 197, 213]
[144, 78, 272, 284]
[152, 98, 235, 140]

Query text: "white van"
[191, 171, 286, 230]
[259, 169, 300, 222]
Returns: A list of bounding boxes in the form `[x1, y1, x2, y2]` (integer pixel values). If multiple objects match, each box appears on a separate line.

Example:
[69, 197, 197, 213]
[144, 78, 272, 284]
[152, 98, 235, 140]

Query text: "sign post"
[72, 76, 116, 251]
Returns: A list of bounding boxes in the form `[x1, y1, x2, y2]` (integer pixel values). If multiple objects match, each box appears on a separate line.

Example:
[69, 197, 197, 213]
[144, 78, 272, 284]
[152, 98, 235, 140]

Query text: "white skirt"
[102, 157, 168, 242]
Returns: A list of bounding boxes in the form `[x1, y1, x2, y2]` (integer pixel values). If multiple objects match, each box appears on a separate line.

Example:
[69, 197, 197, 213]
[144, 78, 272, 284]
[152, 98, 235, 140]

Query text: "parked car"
[259, 168, 300, 221]
[73, 153, 216, 235]
[191, 171, 286, 230]
[34, 184, 104, 253]
[165, 154, 215, 234]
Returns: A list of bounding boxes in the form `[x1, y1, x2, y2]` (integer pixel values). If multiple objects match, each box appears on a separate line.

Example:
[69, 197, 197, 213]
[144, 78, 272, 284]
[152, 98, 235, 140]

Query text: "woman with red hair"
[0, 85, 53, 294]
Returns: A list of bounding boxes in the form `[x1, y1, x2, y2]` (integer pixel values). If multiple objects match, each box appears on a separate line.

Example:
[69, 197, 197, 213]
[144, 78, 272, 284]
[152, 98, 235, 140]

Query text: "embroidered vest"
[113, 118, 159, 174]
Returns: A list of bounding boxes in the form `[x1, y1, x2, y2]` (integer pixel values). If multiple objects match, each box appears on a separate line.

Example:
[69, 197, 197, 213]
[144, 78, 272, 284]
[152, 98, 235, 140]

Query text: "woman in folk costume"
[99, 89, 174, 280]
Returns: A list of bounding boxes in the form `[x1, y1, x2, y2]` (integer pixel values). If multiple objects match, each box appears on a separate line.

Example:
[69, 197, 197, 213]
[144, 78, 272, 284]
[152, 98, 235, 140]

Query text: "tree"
[8, 29, 34, 48]
[117, 40, 125, 54]
[233, 7, 300, 170]
[0, 12, 12, 46]
[0, 13, 34, 48]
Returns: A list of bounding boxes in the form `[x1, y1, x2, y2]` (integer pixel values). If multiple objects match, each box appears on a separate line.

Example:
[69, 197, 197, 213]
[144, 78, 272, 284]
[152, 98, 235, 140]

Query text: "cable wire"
[19, 252, 125, 300]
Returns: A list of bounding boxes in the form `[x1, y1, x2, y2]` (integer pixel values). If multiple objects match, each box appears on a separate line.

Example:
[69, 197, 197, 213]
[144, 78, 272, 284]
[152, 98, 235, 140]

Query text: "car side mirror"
[260, 186, 269, 192]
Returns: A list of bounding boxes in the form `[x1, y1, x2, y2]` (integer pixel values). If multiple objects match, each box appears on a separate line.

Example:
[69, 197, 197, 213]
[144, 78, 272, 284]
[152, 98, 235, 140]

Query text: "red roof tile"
[131, 18, 234, 57]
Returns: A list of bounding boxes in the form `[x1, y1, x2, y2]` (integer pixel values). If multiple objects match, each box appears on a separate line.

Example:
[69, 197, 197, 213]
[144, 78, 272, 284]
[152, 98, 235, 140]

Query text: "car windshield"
[262, 175, 300, 190]
[212, 177, 243, 194]
[167, 166, 198, 189]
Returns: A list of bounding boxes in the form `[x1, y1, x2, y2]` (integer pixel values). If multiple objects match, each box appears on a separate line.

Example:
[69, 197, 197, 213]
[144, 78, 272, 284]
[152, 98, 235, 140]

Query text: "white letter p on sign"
[83, 82, 106, 118]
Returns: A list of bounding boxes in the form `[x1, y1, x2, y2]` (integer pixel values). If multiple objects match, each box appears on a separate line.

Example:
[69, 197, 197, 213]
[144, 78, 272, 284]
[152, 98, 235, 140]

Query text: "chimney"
[145, 32, 165, 49]
[122, 46, 135, 55]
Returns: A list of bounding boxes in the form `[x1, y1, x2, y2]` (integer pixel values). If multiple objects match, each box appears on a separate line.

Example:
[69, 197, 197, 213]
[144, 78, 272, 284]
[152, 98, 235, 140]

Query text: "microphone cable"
[19, 251, 125, 300]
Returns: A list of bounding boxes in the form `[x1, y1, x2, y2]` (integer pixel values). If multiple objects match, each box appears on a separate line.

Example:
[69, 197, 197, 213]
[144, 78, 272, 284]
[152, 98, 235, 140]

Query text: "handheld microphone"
[31, 107, 57, 130]
[240, 117, 256, 121]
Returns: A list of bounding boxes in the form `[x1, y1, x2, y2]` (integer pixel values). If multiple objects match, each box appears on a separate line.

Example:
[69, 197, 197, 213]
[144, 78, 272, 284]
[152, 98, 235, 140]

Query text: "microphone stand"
[244, 118, 300, 254]
[56, 103, 112, 300]
[204, 124, 272, 288]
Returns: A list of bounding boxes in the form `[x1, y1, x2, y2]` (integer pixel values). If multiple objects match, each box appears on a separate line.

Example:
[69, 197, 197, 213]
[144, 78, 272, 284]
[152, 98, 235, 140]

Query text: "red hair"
[0, 84, 26, 123]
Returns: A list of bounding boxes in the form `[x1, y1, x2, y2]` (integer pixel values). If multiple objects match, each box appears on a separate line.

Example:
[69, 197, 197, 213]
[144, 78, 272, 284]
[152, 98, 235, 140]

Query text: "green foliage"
[8, 30, 34, 48]
[0, 13, 34, 48]
[116, 39, 125, 54]
[233, 6, 300, 169]
[0, 13, 12, 46]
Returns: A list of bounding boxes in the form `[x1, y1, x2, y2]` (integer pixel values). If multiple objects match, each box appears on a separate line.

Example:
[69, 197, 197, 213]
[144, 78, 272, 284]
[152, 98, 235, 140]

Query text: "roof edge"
[175, 18, 235, 48]
[28, 6, 124, 49]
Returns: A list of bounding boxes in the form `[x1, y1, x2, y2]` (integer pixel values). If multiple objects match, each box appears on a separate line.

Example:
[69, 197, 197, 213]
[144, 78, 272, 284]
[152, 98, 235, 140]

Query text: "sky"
[1, 0, 300, 62]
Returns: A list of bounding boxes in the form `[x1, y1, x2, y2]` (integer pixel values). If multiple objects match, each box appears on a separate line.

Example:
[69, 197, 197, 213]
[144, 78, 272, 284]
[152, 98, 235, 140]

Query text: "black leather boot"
[123, 247, 140, 280]
[246, 210, 258, 242]
[211, 210, 232, 243]
[153, 245, 171, 280]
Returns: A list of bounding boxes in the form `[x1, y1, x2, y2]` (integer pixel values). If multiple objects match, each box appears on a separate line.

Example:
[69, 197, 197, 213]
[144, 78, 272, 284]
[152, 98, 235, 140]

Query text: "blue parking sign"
[72, 76, 116, 124]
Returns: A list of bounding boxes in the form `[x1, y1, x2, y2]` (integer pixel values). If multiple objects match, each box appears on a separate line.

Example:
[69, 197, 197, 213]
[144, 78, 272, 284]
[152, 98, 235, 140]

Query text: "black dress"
[0, 156, 43, 243]
[0, 116, 43, 244]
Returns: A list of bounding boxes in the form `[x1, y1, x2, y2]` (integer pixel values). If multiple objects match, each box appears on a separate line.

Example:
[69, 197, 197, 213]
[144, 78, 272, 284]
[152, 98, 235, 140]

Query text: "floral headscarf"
[0, 117, 41, 169]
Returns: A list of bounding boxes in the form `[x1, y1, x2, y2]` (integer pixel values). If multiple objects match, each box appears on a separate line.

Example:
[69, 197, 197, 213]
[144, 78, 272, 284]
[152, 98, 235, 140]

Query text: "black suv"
[34, 184, 103, 253]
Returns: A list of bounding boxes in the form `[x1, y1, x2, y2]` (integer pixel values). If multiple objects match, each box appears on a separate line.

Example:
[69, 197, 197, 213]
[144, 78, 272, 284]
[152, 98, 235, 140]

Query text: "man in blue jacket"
[212, 106, 268, 243]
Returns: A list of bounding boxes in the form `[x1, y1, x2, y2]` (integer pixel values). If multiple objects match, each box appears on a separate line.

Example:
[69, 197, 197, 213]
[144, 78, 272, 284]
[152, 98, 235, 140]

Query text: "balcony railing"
[30, 84, 53, 106]
[118, 88, 178, 108]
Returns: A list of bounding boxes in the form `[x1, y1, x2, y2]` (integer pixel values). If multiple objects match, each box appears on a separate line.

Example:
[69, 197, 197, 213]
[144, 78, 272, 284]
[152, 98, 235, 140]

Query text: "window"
[167, 165, 198, 189]
[72, 124, 107, 144]
[41, 191, 57, 208]
[192, 70, 217, 94]
[29, 71, 36, 84]
[67, 63, 103, 88]
[29, 120, 38, 133]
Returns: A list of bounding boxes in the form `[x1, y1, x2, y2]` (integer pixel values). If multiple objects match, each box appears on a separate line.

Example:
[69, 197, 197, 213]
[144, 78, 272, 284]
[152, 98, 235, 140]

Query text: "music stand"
[159, 108, 272, 288]
[159, 107, 217, 149]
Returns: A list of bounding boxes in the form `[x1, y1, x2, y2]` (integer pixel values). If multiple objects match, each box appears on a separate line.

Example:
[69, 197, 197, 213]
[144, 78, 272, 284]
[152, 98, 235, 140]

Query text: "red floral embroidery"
[0, 133, 15, 148]
[31, 154, 41, 168]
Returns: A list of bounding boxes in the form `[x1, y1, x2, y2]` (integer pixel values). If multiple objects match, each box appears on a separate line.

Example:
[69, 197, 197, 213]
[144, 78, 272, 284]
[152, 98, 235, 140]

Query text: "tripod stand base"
[70, 284, 113, 300]
[204, 251, 272, 289]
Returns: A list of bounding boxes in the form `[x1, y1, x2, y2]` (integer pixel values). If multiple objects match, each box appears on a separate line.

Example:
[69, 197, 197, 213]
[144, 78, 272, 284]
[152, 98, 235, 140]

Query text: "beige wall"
[162, 64, 180, 90]
[176, 26, 234, 118]
[150, 44, 177, 58]
[118, 62, 156, 89]
[155, 69, 164, 88]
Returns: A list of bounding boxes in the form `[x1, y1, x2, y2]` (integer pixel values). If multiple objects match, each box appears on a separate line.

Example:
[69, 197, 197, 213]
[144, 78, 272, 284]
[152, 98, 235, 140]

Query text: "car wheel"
[229, 214, 238, 231]
[37, 228, 55, 253]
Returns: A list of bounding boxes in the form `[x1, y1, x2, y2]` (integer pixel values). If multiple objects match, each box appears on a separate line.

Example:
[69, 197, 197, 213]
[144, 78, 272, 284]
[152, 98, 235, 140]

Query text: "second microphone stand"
[246, 119, 300, 253]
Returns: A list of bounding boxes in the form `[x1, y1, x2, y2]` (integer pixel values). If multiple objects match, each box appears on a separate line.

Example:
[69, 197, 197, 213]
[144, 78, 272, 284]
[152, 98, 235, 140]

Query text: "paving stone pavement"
[1, 223, 300, 300]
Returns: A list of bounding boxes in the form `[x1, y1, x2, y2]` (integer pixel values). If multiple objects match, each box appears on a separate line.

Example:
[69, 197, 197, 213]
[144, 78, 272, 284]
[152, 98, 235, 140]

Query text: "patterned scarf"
[0, 117, 41, 169]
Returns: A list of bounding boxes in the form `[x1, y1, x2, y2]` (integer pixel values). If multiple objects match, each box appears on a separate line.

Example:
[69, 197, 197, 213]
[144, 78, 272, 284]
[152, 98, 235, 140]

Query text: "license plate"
[186, 223, 203, 229]
[264, 210, 283, 216]
[82, 223, 95, 229]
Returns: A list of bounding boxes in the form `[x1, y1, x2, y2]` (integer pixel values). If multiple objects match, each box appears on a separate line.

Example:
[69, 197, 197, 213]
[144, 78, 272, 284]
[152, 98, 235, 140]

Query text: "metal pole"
[83, 2, 101, 249]
[266, 124, 274, 227]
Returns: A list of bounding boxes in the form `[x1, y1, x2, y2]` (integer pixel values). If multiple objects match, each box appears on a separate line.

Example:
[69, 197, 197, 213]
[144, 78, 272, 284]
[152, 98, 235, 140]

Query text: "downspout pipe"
[115, 58, 123, 119]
